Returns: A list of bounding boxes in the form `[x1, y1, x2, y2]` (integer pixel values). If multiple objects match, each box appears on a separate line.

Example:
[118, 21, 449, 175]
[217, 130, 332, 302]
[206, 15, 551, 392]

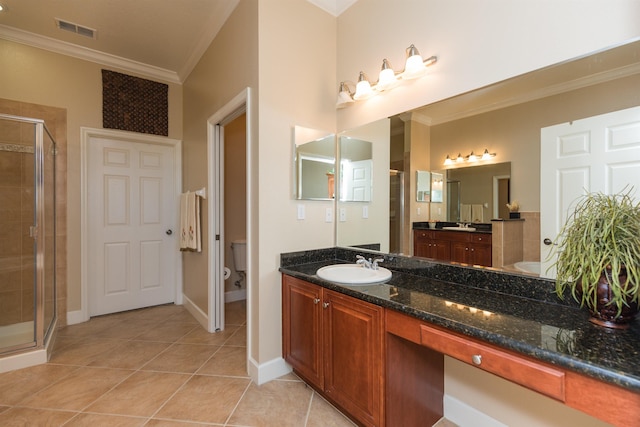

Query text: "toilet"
[225, 240, 246, 286]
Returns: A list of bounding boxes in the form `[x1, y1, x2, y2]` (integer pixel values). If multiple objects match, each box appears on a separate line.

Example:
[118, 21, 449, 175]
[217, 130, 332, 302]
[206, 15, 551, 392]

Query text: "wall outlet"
[339, 208, 347, 222]
[362, 206, 369, 218]
[325, 208, 333, 222]
[297, 204, 305, 220]
[417, 207, 421, 216]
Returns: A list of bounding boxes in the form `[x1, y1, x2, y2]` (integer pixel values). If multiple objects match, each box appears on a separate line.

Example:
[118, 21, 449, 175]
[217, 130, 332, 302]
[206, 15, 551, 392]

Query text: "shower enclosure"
[0, 113, 57, 366]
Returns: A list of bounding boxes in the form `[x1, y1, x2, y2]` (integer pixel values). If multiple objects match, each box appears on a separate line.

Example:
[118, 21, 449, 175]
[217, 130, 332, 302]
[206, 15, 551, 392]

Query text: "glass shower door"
[0, 116, 37, 353]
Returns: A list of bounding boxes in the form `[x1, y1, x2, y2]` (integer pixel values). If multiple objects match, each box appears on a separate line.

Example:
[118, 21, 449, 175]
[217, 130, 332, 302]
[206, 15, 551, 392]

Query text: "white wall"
[255, 0, 336, 373]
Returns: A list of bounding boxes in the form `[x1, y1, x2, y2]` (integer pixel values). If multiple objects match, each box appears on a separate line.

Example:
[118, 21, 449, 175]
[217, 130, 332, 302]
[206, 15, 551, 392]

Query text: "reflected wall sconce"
[444, 149, 496, 165]
[336, 44, 437, 108]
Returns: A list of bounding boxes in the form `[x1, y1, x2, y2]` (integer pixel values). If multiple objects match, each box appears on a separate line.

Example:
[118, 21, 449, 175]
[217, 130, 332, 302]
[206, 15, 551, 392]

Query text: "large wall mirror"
[339, 136, 373, 202]
[293, 126, 335, 200]
[336, 39, 640, 274]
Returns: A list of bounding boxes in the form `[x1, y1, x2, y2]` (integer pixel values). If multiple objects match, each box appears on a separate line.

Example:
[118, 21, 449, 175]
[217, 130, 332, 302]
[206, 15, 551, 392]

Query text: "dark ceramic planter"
[509, 212, 520, 219]
[579, 267, 639, 329]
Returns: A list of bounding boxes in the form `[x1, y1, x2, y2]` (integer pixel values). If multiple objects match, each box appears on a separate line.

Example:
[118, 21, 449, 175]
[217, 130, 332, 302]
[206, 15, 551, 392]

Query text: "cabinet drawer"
[420, 324, 565, 401]
[471, 233, 491, 244]
[414, 230, 435, 239]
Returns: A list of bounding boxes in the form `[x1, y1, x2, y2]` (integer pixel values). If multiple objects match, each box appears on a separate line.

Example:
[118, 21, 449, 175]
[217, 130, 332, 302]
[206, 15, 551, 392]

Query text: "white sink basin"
[316, 264, 392, 285]
[442, 226, 477, 232]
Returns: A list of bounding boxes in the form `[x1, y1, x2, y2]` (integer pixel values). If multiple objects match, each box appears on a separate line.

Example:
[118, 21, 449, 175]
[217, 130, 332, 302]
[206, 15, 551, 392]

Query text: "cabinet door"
[282, 276, 323, 388]
[470, 243, 492, 266]
[450, 241, 469, 264]
[413, 230, 431, 257]
[433, 240, 451, 261]
[323, 289, 384, 427]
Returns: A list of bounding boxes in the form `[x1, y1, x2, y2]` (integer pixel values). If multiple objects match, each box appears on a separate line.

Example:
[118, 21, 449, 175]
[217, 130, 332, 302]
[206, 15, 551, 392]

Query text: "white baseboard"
[0, 348, 48, 374]
[182, 294, 208, 330]
[67, 309, 88, 326]
[444, 394, 507, 427]
[248, 356, 291, 385]
[225, 289, 246, 303]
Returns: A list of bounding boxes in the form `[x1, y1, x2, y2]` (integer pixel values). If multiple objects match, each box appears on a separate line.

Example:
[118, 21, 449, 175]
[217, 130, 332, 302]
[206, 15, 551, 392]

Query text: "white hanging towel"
[180, 191, 202, 252]
[471, 204, 484, 222]
[460, 204, 472, 222]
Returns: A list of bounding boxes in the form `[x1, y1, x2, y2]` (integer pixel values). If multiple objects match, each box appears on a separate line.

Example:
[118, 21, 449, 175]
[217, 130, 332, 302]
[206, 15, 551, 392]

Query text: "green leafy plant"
[551, 189, 640, 318]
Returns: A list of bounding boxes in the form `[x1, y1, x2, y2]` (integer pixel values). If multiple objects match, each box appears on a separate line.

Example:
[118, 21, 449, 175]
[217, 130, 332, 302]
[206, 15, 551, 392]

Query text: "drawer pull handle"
[323, 302, 330, 308]
[472, 354, 482, 365]
[313, 298, 320, 305]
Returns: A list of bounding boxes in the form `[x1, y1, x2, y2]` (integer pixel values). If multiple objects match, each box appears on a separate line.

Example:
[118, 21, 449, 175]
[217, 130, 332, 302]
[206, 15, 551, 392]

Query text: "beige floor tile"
[92, 320, 157, 340]
[225, 325, 246, 347]
[84, 371, 189, 417]
[155, 375, 250, 424]
[141, 343, 219, 373]
[164, 310, 199, 324]
[197, 346, 248, 377]
[225, 300, 247, 326]
[433, 417, 459, 427]
[178, 325, 239, 346]
[0, 364, 77, 405]
[146, 419, 221, 426]
[48, 337, 124, 366]
[87, 340, 171, 369]
[0, 407, 77, 426]
[64, 412, 147, 426]
[20, 367, 131, 411]
[57, 316, 123, 338]
[306, 394, 356, 427]
[0, 406, 9, 414]
[227, 379, 313, 427]
[132, 321, 198, 342]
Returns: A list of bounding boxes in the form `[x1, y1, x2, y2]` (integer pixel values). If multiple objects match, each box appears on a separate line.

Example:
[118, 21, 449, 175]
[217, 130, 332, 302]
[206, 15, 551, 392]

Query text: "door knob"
[543, 238, 554, 245]
[166, 229, 173, 235]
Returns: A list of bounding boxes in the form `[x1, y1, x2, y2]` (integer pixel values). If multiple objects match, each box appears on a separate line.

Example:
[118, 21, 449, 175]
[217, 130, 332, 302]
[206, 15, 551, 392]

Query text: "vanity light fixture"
[336, 43, 437, 108]
[481, 148, 496, 160]
[336, 82, 355, 109]
[444, 148, 497, 165]
[353, 71, 375, 100]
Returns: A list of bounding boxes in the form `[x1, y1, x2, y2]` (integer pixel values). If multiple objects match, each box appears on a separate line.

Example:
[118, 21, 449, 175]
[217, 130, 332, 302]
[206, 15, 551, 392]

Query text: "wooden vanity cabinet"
[413, 230, 450, 261]
[282, 275, 384, 427]
[414, 229, 492, 267]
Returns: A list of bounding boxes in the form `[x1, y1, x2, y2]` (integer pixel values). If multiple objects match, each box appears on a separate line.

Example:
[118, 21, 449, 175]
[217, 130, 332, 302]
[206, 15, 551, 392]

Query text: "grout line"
[303, 390, 315, 427]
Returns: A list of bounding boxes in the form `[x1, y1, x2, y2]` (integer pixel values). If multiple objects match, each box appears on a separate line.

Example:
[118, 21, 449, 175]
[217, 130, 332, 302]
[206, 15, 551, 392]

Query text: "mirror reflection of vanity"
[335, 39, 640, 275]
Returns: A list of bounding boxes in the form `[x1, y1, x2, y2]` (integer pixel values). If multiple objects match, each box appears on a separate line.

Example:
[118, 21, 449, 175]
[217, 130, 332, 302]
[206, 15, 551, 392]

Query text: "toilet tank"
[232, 240, 247, 272]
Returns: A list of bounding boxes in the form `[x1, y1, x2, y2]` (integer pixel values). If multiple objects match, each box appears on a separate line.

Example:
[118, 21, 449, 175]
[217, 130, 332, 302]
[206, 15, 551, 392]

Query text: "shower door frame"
[0, 113, 57, 355]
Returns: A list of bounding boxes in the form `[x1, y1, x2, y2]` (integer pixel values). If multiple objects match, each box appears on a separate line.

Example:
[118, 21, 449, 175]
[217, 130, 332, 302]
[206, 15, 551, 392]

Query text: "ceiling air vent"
[55, 18, 97, 39]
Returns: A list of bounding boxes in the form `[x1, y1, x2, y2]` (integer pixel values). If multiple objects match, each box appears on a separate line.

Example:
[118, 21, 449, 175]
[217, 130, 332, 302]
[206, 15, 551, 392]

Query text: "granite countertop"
[279, 247, 640, 393]
[413, 221, 492, 233]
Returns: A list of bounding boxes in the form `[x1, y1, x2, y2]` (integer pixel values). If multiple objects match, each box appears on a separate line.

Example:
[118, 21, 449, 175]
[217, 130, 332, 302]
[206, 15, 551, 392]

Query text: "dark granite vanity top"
[279, 247, 640, 393]
[413, 221, 493, 233]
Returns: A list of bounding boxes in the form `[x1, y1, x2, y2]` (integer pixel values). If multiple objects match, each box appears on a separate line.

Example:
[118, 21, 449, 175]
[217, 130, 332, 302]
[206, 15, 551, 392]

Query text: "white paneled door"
[87, 136, 178, 316]
[540, 106, 640, 278]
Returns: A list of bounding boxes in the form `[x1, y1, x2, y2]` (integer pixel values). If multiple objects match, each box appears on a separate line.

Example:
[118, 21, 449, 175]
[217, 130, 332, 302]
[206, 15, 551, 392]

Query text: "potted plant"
[551, 189, 640, 329]
[506, 200, 520, 219]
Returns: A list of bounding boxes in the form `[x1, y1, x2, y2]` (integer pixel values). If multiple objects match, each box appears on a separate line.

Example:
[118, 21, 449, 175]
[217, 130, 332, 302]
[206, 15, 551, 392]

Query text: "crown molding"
[0, 24, 181, 84]
[425, 62, 640, 126]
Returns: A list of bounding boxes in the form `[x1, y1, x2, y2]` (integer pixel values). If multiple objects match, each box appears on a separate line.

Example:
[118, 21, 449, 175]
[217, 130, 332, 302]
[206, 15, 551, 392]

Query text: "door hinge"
[30, 226, 38, 238]
[215, 234, 220, 241]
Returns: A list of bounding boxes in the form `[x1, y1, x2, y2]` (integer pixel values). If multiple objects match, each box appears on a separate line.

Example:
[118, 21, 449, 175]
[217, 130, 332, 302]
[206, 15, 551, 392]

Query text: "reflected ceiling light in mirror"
[336, 81, 355, 108]
[445, 148, 497, 165]
[336, 44, 437, 108]
[482, 148, 496, 160]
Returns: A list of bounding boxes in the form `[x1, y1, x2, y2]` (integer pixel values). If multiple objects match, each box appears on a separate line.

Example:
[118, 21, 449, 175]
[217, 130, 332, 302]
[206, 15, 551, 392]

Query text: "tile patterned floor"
[0, 301, 358, 426]
[0, 301, 457, 426]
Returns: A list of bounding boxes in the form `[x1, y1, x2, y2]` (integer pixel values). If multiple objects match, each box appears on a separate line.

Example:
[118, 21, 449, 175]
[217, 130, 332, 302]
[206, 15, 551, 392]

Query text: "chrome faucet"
[356, 255, 384, 270]
[356, 255, 372, 269]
